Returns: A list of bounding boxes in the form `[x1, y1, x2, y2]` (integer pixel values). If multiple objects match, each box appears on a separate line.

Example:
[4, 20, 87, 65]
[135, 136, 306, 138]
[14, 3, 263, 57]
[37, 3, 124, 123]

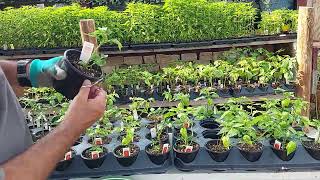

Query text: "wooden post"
[79, 19, 98, 49]
[313, 1, 320, 41]
[296, 7, 314, 117]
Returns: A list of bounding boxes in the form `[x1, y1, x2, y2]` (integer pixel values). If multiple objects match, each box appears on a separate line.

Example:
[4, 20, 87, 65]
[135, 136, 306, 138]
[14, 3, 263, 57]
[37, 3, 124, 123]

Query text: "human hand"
[28, 56, 67, 87]
[63, 80, 106, 132]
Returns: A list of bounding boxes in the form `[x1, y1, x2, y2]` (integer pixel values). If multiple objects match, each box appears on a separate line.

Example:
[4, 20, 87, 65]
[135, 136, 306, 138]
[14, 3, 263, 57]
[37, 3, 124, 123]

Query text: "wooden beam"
[296, 7, 314, 117]
[313, 1, 320, 41]
[79, 19, 98, 49]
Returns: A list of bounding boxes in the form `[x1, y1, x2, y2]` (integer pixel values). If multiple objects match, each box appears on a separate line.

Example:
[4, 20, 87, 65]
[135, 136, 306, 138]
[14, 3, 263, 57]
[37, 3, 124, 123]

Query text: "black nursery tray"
[174, 120, 320, 172]
[47, 119, 172, 179]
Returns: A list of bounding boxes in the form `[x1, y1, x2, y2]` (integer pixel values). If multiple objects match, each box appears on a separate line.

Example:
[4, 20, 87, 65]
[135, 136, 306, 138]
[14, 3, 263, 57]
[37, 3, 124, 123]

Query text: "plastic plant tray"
[46, 118, 172, 179]
[173, 120, 320, 172]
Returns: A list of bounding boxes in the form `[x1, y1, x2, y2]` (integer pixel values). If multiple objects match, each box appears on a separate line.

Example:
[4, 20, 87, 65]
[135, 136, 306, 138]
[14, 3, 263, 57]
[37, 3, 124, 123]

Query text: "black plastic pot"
[202, 129, 221, 139]
[270, 140, 296, 161]
[205, 140, 231, 162]
[145, 143, 170, 165]
[302, 141, 320, 160]
[113, 144, 140, 167]
[81, 147, 108, 169]
[237, 143, 263, 162]
[199, 119, 220, 129]
[55, 150, 76, 171]
[271, 147, 296, 161]
[173, 141, 200, 163]
[53, 49, 102, 99]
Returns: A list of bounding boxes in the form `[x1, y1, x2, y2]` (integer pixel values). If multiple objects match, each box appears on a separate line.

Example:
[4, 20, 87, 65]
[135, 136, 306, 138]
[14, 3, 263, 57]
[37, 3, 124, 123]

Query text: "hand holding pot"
[63, 80, 106, 132]
[28, 56, 67, 87]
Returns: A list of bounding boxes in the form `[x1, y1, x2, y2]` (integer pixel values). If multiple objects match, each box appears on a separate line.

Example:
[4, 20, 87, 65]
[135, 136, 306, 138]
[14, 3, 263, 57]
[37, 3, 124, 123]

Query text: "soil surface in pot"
[83, 147, 108, 159]
[303, 141, 320, 150]
[206, 141, 229, 153]
[114, 144, 140, 157]
[146, 143, 170, 155]
[146, 132, 169, 142]
[69, 54, 102, 77]
[238, 143, 263, 152]
[175, 141, 200, 153]
[117, 134, 141, 142]
[88, 136, 112, 145]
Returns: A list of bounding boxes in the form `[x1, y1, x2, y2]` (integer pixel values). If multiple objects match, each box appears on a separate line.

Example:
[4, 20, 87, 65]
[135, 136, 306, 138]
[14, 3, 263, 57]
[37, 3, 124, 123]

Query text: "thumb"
[77, 80, 91, 100]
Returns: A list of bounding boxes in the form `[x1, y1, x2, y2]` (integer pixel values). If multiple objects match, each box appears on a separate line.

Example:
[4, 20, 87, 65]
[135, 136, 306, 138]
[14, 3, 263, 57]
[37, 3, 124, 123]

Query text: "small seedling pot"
[237, 143, 263, 162]
[202, 129, 221, 139]
[205, 140, 231, 162]
[270, 139, 296, 161]
[199, 119, 220, 129]
[53, 49, 103, 99]
[55, 149, 76, 171]
[145, 143, 170, 165]
[81, 146, 108, 169]
[173, 141, 200, 163]
[113, 144, 140, 167]
[302, 141, 320, 160]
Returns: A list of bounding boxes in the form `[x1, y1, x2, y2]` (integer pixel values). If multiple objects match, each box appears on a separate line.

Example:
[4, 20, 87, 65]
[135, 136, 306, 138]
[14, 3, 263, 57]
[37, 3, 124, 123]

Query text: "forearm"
[0, 60, 26, 96]
[1, 119, 83, 180]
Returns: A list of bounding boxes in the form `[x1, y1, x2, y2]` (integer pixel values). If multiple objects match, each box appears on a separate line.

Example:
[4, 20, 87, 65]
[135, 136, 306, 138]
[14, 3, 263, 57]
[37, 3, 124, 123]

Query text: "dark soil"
[69, 56, 102, 77]
[88, 136, 112, 145]
[238, 143, 263, 152]
[115, 144, 140, 157]
[83, 147, 107, 159]
[117, 134, 141, 142]
[207, 141, 229, 153]
[175, 141, 200, 153]
[303, 141, 320, 150]
[146, 144, 169, 155]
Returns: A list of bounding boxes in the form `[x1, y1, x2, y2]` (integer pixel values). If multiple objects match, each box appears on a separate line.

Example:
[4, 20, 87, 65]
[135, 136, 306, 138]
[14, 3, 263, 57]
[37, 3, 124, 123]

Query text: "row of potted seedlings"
[104, 48, 296, 103]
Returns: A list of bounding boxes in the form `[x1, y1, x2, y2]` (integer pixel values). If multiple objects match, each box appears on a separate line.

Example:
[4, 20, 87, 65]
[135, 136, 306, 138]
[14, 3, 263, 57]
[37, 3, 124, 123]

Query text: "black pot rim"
[63, 49, 103, 80]
[80, 146, 108, 160]
[173, 141, 200, 154]
[302, 141, 320, 150]
[113, 144, 140, 159]
[205, 139, 231, 154]
[145, 143, 171, 156]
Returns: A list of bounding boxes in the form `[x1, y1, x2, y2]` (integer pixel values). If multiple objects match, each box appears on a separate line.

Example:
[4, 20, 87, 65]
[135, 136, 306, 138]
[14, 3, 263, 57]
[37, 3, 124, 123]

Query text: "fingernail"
[83, 79, 91, 86]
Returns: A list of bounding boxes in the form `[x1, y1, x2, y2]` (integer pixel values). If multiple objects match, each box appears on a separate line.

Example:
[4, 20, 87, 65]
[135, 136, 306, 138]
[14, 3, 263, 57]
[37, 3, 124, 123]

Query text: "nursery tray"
[173, 121, 320, 172]
[46, 119, 172, 179]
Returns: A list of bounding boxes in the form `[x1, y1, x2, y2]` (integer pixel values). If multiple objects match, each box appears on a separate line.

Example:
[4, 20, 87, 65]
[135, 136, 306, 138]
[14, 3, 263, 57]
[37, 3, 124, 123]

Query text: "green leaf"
[222, 136, 230, 149]
[286, 141, 297, 156]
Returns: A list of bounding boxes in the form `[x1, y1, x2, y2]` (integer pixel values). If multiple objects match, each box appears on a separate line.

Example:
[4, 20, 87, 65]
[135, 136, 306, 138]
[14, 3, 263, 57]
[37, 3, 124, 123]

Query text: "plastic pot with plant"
[146, 119, 171, 144]
[53, 27, 122, 99]
[173, 127, 200, 163]
[205, 136, 231, 162]
[86, 124, 113, 145]
[113, 127, 140, 167]
[302, 119, 320, 160]
[56, 149, 76, 171]
[81, 145, 108, 169]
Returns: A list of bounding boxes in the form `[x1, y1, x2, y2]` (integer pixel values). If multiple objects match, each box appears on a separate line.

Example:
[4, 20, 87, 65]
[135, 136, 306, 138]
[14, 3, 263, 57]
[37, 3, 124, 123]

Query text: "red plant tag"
[91, 151, 100, 159]
[123, 148, 130, 157]
[185, 146, 193, 153]
[162, 144, 169, 154]
[94, 138, 103, 145]
[64, 151, 72, 160]
[274, 140, 282, 150]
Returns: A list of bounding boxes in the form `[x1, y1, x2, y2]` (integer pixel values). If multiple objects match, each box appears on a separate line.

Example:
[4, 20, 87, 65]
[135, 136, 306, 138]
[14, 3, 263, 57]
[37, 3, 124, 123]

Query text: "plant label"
[185, 146, 193, 153]
[150, 128, 157, 138]
[274, 140, 282, 150]
[44, 122, 49, 130]
[36, 4, 45, 8]
[64, 151, 72, 160]
[123, 148, 130, 157]
[120, 121, 124, 129]
[91, 151, 100, 159]
[162, 144, 169, 154]
[9, 44, 14, 50]
[3, 44, 8, 50]
[94, 138, 103, 145]
[80, 41, 94, 63]
[133, 110, 139, 120]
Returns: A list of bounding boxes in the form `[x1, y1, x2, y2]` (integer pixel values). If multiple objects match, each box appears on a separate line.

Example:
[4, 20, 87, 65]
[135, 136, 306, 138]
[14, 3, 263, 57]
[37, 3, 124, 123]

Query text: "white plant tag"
[3, 44, 8, 50]
[49, 126, 52, 131]
[150, 128, 157, 139]
[94, 138, 103, 145]
[64, 151, 72, 160]
[162, 144, 169, 154]
[79, 41, 94, 63]
[185, 146, 193, 153]
[9, 44, 14, 49]
[133, 110, 139, 120]
[91, 151, 100, 159]
[123, 147, 131, 157]
[44, 122, 49, 130]
[36, 4, 45, 8]
[120, 121, 124, 129]
[274, 140, 282, 150]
